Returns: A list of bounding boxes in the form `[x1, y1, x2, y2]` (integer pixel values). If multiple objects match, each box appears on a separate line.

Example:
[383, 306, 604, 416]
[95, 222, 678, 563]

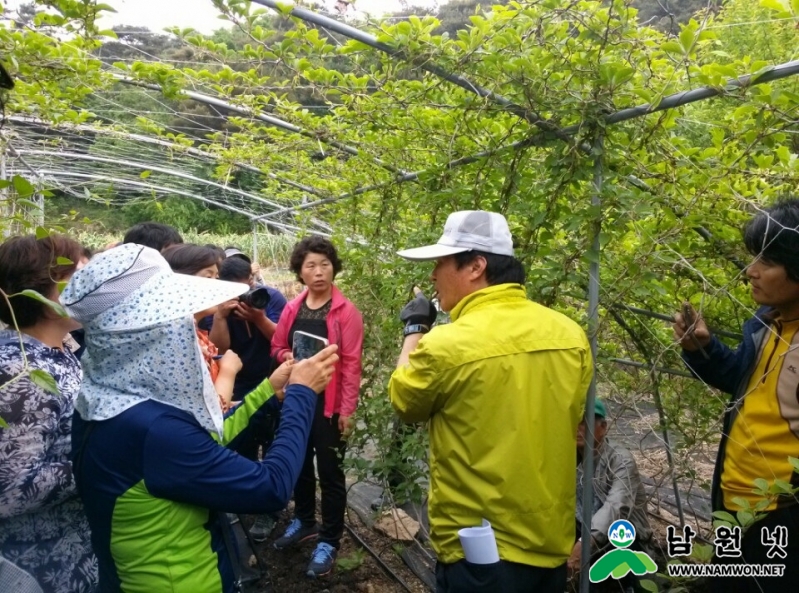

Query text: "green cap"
[592, 399, 606, 418]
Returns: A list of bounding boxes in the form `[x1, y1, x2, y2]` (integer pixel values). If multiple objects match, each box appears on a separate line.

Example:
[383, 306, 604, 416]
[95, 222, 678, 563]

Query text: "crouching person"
[61, 244, 338, 593]
[569, 400, 653, 592]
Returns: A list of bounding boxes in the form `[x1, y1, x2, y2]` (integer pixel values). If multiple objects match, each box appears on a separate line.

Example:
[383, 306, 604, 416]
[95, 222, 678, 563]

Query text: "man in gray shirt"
[570, 400, 653, 584]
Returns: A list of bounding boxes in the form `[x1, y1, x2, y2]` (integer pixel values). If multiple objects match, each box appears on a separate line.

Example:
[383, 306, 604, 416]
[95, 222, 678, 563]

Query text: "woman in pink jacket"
[271, 235, 363, 579]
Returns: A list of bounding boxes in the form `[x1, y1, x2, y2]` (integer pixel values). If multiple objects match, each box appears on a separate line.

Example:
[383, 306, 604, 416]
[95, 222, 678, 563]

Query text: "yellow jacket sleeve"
[388, 334, 449, 423]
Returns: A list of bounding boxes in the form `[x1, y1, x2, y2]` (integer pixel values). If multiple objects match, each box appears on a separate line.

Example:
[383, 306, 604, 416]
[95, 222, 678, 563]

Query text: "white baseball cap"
[224, 248, 251, 263]
[62, 243, 247, 332]
[397, 210, 514, 261]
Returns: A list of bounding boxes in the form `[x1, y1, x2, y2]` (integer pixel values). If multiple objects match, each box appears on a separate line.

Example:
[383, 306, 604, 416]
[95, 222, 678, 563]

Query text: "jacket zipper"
[761, 321, 783, 384]
[713, 316, 770, 510]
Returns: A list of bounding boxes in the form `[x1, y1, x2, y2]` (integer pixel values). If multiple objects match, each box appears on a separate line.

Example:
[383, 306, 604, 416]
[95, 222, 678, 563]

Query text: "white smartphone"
[292, 330, 329, 361]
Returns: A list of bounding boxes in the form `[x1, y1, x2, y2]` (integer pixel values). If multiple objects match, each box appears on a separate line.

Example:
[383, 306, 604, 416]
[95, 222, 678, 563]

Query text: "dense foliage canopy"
[2, 0, 799, 538]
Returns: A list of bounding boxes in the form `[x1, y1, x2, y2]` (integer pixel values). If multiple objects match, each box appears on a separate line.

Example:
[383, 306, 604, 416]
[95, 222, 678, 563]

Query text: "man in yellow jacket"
[389, 210, 593, 593]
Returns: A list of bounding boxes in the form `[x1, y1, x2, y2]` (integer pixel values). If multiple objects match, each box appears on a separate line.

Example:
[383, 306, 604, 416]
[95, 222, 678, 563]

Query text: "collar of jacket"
[296, 284, 348, 311]
[449, 283, 526, 322]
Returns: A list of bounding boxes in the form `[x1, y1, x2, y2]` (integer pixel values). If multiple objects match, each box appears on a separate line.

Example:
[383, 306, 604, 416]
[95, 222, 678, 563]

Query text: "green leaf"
[772, 479, 795, 494]
[15, 198, 41, 210]
[789, 457, 799, 474]
[760, 0, 789, 13]
[29, 369, 59, 394]
[35, 226, 49, 240]
[13, 175, 35, 198]
[691, 543, 715, 563]
[15, 289, 68, 318]
[640, 580, 658, 593]
[754, 498, 771, 511]
[661, 41, 684, 55]
[140, 170, 151, 179]
[679, 27, 695, 54]
[712, 510, 738, 524]
[56, 257, 73, 266]
[753, 478, 769, 494]
[736, 510, 755, 528]
[275, 2, 294, 16]
[94, 3, 118, 13]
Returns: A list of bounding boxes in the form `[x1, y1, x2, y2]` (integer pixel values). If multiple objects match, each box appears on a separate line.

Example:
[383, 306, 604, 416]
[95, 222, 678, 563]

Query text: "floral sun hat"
[61, 244, 248, 436]
[62, 243, 246, 332]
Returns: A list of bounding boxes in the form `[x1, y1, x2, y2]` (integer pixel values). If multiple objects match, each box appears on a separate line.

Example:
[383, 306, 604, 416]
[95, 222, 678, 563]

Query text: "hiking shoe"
[249, 514, 277, 542]
[306, 542, 337, 578]
[273, 518, 319, 550]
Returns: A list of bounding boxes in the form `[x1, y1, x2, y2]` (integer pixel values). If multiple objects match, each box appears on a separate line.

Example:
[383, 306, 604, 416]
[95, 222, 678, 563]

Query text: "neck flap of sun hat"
[79, 316, 222, 435]
[61, 244, 248, 437]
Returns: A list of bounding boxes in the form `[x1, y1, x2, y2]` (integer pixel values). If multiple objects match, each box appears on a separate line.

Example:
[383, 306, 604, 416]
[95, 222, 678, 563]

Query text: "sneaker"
[273, 518, 319, 550]
[306, 542, 337, 578]
[226, 513, 239, 525]
[249, 514, 277, 542]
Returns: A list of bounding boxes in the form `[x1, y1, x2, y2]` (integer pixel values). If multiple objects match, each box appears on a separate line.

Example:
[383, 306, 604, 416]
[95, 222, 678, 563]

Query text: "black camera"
[239, 286, 270, 309]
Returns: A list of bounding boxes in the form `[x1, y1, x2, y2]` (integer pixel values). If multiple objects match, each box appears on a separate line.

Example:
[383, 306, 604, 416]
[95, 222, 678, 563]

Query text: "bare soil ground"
[244, 401, 719, 592]
[246, 504, 429, 593]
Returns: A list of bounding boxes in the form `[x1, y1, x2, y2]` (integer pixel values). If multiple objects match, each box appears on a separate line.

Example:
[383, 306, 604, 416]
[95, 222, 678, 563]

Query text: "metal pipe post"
[580, 136, 603, 593]
[252, 221, 259, 267]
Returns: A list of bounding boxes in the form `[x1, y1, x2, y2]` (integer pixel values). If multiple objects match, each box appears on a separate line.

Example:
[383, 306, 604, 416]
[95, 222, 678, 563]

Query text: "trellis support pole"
[580, 135, 603, 593]
[252, 221, 259, 268]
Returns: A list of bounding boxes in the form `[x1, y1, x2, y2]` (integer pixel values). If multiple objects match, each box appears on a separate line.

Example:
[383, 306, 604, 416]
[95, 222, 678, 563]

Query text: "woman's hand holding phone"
[288, 344, 339, 394]
[268, 359, 295, 399]
[292, 331, 329, 361]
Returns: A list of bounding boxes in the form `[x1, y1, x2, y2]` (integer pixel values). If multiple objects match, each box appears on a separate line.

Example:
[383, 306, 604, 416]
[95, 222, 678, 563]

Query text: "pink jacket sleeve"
[271, 305, 292, 362]
[338, 303, 364, 417]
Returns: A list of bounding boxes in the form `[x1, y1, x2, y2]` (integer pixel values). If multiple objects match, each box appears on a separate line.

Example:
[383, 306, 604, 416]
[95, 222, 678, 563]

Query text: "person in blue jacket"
[61, 243, 338, 593]
[674, 198, 799, 593]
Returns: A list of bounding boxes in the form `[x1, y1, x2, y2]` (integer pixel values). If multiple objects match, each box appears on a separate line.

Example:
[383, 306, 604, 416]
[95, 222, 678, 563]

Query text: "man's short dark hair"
[219, 256, 251, 282]
[453, 250, 526, 286]
[162, 244, 220, 276]
[743, 197, 799, 282]
[0, 234, 85, 328]
[289, 235, 342, 283]
[123, 222, 183, 252]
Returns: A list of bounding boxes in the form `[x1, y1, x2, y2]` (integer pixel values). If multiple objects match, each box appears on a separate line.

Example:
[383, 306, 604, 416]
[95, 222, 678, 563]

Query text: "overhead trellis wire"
[4, 6, 798, 592]
[4, 116, 333, 234]
[221, 0, 799, 222]
[250, 56, 799, 223]
[114, 76, 408, 176]
[9, 115, 334, 206]
[249, 0, 570, 141]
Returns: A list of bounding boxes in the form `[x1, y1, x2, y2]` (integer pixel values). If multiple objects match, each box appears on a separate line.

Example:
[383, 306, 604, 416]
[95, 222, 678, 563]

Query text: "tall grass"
[73, 230, 297, 273]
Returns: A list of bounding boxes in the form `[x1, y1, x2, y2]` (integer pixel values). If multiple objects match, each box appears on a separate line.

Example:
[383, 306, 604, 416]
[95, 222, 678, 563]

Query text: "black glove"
[400, 292, 437, 328]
